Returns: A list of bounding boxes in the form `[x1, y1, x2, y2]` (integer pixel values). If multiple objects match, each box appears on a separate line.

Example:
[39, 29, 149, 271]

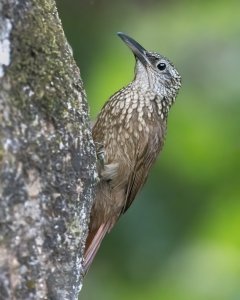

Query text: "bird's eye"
[157, 62, 166, 71]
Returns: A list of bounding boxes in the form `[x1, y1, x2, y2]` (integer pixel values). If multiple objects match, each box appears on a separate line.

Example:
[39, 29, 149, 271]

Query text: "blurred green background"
[56, 1, 240, 299]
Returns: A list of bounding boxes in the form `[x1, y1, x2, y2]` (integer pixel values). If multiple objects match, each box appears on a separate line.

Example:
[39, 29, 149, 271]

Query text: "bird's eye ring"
[157, 62, 166, 71]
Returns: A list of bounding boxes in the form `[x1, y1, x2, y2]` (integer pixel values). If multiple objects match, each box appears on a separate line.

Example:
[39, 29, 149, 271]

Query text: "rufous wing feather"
[83, 222, 112, 274]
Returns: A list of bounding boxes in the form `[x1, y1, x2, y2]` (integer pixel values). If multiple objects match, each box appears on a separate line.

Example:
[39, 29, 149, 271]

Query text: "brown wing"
[122, 123, 164, 213]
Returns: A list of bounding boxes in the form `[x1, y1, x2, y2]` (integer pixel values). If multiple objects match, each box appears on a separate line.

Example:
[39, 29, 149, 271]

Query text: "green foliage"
[57, 0, 240, 299]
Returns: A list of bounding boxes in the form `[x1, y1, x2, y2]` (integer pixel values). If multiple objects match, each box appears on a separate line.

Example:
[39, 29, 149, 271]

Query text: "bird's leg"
[95, 142, 119, 182]
[95, 142, 105, 178]
[96, 142, 105, 166]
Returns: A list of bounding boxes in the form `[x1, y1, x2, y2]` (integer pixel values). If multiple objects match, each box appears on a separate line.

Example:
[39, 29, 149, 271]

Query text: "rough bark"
[0, 0, 96, 299]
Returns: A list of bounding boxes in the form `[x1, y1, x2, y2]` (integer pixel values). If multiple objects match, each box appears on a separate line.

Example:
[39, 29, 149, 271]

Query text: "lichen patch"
[0, 18, 12, 78]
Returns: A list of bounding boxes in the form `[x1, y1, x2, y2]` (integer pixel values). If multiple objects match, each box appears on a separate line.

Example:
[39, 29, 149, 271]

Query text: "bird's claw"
[95, 142, 106, 180]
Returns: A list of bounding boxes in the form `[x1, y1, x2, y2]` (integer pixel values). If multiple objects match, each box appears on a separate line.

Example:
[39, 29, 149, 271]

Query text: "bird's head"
[118, 32, 181, 105]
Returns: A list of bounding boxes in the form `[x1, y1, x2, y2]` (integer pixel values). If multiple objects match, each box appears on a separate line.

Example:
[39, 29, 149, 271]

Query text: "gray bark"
[0, 0, 96, 299]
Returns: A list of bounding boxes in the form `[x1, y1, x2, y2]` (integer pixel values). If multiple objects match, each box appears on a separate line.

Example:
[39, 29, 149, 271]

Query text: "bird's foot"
[95, 142, 105, 167]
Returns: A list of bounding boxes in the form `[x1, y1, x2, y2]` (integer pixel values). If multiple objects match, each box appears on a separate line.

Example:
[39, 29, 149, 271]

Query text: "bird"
[84, 32, 181, 273]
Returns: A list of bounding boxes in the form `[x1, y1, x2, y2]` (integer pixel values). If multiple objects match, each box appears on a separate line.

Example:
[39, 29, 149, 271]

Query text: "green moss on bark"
[8, 0, 83, 121]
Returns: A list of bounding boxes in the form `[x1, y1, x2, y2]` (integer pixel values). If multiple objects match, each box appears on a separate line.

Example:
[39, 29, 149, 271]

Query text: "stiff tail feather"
[83, 222, 111, 274]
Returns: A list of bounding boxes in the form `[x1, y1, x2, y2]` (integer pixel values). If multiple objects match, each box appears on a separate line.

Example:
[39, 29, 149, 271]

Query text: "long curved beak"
[117, 32, 150, 66]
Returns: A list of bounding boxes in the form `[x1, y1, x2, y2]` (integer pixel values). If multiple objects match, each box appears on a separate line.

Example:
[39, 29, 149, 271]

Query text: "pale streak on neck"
[132, 61, 150, 92]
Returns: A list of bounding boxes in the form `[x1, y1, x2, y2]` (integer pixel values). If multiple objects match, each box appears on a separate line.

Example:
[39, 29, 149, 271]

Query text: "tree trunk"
[0, 0, 96, 299]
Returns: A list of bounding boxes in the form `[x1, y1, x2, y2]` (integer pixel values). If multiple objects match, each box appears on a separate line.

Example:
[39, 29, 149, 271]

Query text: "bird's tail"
[83, 222, 111, 274]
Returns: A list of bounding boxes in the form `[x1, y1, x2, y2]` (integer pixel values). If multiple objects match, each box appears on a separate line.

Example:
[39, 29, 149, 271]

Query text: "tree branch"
[0, 0, 96, 299]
